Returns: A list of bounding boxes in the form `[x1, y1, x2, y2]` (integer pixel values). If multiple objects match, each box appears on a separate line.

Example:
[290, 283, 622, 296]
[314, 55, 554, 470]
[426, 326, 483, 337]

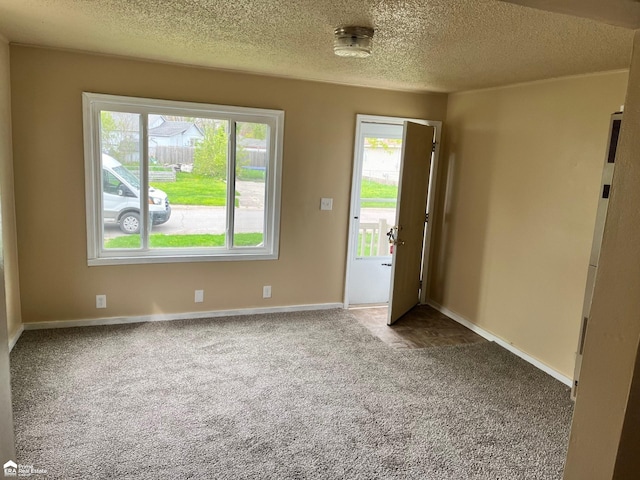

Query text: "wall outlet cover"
[263, 285, 272, 298]
[96, 294, 107, 309]
[195, 290, 204, 303]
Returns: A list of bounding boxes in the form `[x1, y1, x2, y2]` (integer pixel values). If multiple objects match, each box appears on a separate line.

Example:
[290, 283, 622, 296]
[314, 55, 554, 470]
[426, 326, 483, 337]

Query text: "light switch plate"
[320, 198, 333, 210]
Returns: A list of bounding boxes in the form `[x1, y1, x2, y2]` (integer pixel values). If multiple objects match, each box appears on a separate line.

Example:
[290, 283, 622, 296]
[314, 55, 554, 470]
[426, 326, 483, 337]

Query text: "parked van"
[102, 154, 171, 234]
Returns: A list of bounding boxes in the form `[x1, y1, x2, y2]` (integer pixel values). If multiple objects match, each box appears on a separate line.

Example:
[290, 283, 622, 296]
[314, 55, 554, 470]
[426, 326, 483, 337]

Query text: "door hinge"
[432, 142, 436, 153]
[425, 212, 429, 223]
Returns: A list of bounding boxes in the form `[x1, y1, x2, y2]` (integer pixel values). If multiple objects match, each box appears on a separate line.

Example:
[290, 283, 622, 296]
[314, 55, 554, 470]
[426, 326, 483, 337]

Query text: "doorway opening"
[344, 115, 441, 323]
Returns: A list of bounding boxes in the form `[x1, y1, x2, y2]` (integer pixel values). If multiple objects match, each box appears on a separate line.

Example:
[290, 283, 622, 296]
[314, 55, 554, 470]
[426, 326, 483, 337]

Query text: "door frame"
[343, 114, 442, 308]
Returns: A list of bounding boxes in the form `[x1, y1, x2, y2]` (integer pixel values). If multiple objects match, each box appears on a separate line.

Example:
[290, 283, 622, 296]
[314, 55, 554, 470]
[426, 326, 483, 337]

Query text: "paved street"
[104, 178, 398, 238]
[155, 206, 265, 235]
[104, 205, 396, 238]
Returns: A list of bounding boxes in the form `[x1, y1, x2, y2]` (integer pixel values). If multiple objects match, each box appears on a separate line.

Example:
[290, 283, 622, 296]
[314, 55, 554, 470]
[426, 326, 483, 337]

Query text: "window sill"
[88, 251, 279, 266]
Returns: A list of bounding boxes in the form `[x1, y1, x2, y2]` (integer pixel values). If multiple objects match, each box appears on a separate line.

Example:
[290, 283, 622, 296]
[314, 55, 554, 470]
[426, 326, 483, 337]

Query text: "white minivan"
[102, 154, 171, 234]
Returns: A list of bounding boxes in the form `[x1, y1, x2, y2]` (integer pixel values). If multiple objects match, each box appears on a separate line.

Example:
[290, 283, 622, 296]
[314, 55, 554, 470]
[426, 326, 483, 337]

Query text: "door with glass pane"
[388, 122, 434, 324]
[347, 121, 403, 305]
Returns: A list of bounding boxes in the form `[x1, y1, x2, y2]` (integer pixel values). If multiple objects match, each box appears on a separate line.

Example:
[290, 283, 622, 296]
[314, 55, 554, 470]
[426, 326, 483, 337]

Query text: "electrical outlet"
[96, 294, 107, 309]
[194, 290, 204, 303]
[263, 285, 272, 298]
[320, 198, 333, 211]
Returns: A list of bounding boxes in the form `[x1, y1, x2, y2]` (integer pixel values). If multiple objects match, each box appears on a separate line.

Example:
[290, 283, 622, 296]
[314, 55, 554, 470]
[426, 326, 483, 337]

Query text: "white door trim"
[344, 114, 441, 308]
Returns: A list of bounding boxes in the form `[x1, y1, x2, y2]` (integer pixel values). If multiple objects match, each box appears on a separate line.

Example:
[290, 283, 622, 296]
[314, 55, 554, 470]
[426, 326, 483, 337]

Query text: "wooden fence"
[151, 146, 195, 165]
[151, 146, 267, 169]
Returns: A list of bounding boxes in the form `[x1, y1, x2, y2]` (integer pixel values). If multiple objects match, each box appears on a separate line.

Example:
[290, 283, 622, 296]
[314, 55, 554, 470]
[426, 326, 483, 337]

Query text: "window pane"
[356, 136, 401, 257]
[101, 111, 142, 250]
[148, 117, 229, 249]
[234, 122, 268, 247]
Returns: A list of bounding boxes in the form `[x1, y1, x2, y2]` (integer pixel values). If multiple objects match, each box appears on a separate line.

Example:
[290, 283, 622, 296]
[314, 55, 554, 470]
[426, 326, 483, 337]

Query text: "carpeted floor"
[10, 309, 573, 479]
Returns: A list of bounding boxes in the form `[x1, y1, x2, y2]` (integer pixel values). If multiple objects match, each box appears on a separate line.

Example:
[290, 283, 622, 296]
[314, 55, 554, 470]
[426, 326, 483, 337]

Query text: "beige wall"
[10, 45, 447, 324]
[564, 31, 640, 480]
[613, 347, 640, 478]
[429, 71, 628, 378]
[0, 39, 21, 340]
[0, 36, 17, 463]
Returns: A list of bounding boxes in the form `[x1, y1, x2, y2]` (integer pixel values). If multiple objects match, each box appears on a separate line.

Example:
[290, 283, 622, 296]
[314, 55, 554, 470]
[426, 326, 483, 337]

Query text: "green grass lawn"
[151, 172, 236, 206]
[237, 167, 266, 181]
[360, 179, 398, 208]
[147, 172, 394, 208]
[105, 232, 264, 249]
[361, 199, 397, 208]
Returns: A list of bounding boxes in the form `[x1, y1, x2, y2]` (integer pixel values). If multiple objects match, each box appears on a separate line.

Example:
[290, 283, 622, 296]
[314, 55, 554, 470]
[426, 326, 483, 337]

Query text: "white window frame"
[83, 92, 284, 266]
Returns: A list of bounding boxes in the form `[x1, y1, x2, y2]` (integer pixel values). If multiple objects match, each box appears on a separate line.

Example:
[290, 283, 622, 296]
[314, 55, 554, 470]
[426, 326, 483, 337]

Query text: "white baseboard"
[427, 300, 572, 387]
[8, 324, 24, 352]
[22, 303, 345, 331]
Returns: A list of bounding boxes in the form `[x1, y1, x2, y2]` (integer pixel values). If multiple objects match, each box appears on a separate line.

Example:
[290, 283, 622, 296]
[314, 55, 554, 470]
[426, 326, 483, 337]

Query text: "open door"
[388, 122, 434, 325]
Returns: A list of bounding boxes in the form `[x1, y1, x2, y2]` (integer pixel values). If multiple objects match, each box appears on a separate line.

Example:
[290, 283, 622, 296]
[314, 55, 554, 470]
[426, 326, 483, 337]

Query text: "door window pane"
[356, 135, 401, 257]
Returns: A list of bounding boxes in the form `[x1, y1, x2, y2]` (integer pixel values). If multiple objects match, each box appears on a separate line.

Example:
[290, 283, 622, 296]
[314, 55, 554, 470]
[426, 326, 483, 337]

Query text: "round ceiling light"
[334, 26, 375, 58]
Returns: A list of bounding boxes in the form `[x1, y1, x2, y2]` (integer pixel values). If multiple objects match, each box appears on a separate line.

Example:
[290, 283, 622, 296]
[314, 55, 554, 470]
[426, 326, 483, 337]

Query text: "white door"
[347, 121, 403, 305]
[388, 122, 434, 324]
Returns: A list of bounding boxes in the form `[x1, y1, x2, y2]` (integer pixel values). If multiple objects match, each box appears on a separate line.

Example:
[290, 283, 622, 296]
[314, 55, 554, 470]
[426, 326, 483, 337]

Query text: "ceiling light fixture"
[334, 26, 375, 58]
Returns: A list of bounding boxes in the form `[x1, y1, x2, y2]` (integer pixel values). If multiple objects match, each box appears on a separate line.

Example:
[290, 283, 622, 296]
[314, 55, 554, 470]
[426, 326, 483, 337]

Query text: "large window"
[83, 93, 284, 265]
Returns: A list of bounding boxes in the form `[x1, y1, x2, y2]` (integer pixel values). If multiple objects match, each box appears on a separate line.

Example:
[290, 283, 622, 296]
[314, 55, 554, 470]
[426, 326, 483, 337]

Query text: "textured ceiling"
[0, 0, 634, 92]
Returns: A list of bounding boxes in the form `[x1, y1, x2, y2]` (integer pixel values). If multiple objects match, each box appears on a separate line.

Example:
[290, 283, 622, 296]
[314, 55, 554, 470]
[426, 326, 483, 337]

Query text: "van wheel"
[119, 212, 140, 234]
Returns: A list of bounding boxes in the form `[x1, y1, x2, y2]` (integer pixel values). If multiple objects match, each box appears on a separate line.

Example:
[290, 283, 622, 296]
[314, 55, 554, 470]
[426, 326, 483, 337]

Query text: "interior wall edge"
[1, 40, 23, 342]
[0, 33, 16, 466]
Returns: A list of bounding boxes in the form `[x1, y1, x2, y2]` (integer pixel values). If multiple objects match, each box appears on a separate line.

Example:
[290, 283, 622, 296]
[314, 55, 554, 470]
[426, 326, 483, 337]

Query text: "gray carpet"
[10, 309, 573, 479]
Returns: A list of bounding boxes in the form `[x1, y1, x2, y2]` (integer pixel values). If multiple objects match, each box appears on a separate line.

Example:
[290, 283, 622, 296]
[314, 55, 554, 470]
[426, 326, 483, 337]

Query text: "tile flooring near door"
[350, 304, 487, 349]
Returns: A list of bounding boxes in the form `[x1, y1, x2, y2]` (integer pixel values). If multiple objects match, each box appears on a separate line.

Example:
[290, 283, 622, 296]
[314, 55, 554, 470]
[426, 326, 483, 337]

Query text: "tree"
[193, 124, 228, 180]
[365, 137, 402, 154]
[238, 122, 267, 140]
[100, 111, 119, 155]
[100, 111, 140, 164]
